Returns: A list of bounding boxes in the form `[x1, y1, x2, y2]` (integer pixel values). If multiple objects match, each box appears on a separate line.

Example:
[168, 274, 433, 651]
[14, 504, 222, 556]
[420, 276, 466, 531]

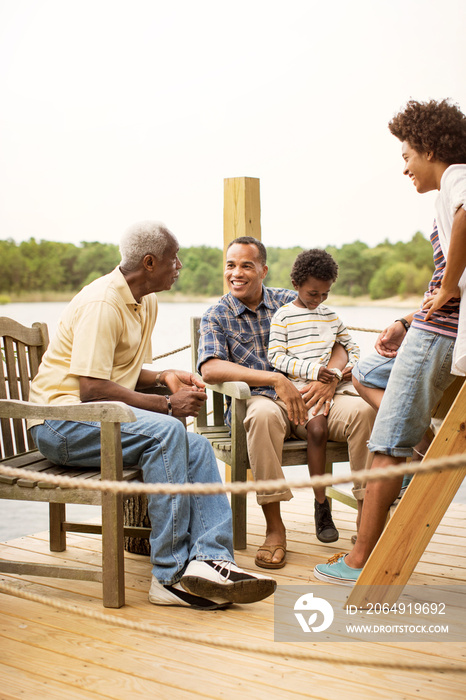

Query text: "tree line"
[0, 232, 433, 300]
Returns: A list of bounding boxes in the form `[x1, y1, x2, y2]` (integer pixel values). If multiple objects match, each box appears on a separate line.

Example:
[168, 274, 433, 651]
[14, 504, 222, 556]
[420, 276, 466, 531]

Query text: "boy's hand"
[342, 366, 353, 382]
[317, 366, 338, 383]
[422, 285, 461, 321]
[374, 323, 406, 358]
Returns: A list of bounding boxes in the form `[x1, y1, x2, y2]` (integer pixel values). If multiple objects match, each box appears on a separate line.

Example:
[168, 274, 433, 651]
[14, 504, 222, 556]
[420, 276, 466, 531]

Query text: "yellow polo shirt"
[28, 267, 157, 426]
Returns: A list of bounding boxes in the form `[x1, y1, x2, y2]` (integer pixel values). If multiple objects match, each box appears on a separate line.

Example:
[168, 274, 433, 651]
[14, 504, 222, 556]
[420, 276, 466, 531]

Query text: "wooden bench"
[190, 317, 355, 549]
[0, 317, 151, 608]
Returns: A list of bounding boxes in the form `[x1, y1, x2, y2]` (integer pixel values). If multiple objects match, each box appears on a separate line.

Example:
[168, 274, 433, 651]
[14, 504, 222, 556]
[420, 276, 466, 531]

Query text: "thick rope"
[0, 581, 463, 672]
[152, 343, 190, 361]
[348, 325, 382, 334]
[1, 452, 465, 496]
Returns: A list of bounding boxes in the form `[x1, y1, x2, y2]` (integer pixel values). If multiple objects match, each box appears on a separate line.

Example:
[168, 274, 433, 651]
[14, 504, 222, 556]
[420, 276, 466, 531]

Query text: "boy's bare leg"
[356, 498, 363, 531]
[306, 415, 328, 503]
[307, 415, 338, 542]
[352, 376, 385, 412]
[345, 453, 403, 569]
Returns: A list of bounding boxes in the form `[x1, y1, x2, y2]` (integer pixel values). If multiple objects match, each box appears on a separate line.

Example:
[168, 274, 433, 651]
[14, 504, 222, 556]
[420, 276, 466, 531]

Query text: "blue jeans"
[30, 408, 234, 584]
[353, 328, 456, 458]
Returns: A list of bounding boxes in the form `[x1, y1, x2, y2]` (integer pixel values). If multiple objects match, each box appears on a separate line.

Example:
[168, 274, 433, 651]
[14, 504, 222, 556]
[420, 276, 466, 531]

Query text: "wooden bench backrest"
[0, 317, 49, 458]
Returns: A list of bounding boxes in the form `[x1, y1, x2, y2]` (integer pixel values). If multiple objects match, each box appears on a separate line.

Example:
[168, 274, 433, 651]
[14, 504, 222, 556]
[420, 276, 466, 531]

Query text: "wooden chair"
[190, 317, 355, 549]
[0, 317, 151, 608]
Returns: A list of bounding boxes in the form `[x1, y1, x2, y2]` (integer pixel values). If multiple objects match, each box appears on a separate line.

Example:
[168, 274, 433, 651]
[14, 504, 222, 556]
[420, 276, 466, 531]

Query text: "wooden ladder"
[347, 377, 466, 608]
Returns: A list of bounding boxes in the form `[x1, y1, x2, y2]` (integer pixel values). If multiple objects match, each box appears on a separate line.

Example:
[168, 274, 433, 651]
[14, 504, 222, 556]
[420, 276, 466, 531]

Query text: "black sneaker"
[148, 575, 231, 610]
[180, 560, 277, 604]
[314, 498, 339, 543]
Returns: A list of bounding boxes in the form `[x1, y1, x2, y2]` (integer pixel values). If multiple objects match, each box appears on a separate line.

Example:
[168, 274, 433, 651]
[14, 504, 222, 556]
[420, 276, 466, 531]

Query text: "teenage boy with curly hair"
[314, 98, 466, 585]
[268, 249, 369, 543]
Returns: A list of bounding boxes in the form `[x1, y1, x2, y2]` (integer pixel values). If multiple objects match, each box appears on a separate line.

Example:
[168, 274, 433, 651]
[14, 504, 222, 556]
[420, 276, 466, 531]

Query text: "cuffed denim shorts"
[353, 328, 456, 457]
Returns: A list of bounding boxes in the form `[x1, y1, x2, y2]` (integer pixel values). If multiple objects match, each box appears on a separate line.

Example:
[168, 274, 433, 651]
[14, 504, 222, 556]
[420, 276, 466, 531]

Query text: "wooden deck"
[0, 488, 465, 699]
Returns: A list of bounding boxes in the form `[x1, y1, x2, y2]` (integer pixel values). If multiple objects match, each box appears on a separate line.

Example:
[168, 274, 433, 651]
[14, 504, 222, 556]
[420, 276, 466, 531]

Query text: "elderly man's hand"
[169, 387, 208, 417]
[160, 370, 205, 394]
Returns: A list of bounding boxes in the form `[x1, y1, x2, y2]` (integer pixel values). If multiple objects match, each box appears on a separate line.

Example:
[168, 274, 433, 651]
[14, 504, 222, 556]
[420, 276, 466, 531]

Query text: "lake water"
[1, 300, 464, 540]
[0, 298, 396, 371]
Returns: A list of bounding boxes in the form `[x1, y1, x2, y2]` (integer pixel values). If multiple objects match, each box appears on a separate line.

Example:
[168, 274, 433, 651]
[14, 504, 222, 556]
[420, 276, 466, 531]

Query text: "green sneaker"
[313, 552, 362, 586]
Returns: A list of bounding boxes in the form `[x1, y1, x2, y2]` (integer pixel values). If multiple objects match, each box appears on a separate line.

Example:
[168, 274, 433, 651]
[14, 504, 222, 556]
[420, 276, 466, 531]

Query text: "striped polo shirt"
[411, 222, 460, 338]
[268, 301, 360, 381]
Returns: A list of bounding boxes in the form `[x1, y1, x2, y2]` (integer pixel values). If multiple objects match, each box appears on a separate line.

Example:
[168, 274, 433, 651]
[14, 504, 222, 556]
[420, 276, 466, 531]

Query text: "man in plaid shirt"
[198, 237, 374, 568]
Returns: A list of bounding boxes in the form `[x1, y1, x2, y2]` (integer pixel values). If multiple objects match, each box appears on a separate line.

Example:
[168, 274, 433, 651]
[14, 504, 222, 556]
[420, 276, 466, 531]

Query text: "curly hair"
[291, 249, 338, 286]
[388, 99, 466, 164]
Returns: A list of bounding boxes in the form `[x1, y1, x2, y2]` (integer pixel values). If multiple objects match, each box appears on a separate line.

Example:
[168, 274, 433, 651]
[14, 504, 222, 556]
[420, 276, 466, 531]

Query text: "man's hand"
[160, 370, 206, 394]
[169, 387, 208, 417]
[374, 322, 406, 358]
[273, 374, 308, 425]
[300, 380, 336, 417]
[160, 370, 207, 417]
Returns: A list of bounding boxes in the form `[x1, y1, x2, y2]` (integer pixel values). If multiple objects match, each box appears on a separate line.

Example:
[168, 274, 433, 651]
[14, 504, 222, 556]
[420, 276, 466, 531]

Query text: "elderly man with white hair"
[27, 220, 276, 610]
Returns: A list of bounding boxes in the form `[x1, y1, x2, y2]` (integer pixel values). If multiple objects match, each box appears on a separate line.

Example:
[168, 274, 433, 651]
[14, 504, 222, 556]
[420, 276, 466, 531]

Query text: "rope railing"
[0, 581, 463, 672]
[151, 325, 383, 361]
[1, 452, 465, 497]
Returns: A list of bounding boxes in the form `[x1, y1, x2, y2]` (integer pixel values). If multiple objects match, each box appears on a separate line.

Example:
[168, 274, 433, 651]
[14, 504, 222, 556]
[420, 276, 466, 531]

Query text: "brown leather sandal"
[254, 543, 287, 569]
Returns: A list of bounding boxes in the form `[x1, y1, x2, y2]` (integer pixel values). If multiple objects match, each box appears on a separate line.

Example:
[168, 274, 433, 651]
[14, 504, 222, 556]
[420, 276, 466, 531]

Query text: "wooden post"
[222, 177, 261, 485]
[223, 177, 261, 294]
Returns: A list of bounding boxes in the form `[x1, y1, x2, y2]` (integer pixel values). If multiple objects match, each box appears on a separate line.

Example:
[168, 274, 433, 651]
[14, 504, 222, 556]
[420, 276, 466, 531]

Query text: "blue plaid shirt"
[197, 286, 296, 424]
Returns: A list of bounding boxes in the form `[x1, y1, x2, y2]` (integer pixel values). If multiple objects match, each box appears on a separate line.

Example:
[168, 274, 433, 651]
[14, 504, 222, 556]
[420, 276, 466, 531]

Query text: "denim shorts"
[352, 352, 395, 390]
[353, 328, 456, 457]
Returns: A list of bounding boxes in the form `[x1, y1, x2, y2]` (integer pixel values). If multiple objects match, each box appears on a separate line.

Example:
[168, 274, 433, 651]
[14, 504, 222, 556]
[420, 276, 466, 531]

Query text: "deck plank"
[0, 495, 465, 700]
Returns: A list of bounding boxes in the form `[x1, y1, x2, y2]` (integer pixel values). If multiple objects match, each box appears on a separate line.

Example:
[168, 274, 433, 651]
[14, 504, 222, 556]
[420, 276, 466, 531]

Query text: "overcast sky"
[1, 0, 465, 252]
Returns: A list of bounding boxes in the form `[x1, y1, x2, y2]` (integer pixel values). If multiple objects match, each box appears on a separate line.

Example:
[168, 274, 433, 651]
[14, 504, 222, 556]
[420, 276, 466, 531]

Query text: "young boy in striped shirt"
[268, 249, 365, 543]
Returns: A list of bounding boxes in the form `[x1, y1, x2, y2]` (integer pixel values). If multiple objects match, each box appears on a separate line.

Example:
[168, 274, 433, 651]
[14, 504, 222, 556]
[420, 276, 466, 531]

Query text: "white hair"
[119, 220, 177, 270]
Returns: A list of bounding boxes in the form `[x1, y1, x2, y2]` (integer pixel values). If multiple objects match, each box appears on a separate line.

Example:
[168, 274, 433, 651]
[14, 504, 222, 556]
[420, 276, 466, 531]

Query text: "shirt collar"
[112, 266, 140, 306]
[227, 284, 272, 315]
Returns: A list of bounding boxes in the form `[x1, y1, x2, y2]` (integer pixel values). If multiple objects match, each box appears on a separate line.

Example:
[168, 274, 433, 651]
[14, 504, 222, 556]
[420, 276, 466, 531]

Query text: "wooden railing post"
[223, 177, 261, 294]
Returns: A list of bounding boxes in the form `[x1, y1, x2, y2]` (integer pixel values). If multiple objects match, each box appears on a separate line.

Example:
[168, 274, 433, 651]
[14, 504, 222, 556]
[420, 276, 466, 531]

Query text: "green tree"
[369, 261, 412, 299]
[174, 246, 223, 296]
[266, 246, 301, 288]
[0, 240, 23, 293]
[78, 242, 120, 287]
[330, 241, 377, 296]
[0, 233, 435, 300]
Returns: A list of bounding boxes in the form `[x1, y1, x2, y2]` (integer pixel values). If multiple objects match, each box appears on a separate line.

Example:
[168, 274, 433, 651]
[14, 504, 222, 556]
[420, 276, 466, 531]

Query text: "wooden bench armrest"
[198, 377, 251, 400]
[0, 399, 136, 423]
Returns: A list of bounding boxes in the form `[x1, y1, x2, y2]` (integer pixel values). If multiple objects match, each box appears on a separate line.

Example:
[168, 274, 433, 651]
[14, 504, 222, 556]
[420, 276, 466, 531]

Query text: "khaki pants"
[243, 394, 375, 505]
